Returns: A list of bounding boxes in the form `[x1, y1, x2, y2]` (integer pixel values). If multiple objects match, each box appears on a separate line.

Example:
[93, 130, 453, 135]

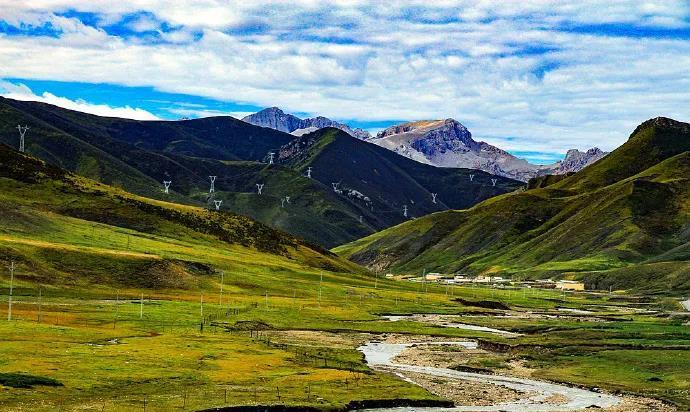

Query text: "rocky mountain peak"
[370, 117, 609, 181]
[242, 108, 371, 139]
[557, 147, 607, 173]
[242, 107, 301, 133]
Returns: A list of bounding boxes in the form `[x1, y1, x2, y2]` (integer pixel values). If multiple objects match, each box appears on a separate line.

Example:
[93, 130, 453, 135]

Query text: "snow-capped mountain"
[242, 107, 370, 139]
[370, 119, 607, 181]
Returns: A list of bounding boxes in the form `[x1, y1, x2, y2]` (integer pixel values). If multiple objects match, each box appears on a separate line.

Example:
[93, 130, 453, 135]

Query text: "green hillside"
[0, 143, 360, 290]
[0, 98, 522, 247]
[335, 117, 690, 293]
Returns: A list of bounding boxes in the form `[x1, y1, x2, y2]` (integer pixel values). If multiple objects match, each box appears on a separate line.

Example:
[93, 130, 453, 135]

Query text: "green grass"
[2, 282, 690, 410]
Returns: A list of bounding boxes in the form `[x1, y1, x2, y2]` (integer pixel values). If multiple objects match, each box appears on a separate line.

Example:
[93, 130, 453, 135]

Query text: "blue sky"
[1, 1, 690, 164]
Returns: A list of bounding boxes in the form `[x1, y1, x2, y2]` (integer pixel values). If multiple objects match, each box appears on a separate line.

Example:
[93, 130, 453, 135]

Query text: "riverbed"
[358, 340, 621, 412]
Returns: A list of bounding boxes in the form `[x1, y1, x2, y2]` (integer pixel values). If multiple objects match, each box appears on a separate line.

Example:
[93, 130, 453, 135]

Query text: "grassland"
[2, 279, 689, 411]
[0, 143, 689, 410]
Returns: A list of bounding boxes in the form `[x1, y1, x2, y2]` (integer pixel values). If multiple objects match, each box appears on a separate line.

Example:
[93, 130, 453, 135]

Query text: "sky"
[1, 1, 690, 164]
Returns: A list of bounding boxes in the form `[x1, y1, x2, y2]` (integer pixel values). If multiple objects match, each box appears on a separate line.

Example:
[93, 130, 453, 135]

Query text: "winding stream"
[358, 341, 620, 411]
[381, 315, 522, 337]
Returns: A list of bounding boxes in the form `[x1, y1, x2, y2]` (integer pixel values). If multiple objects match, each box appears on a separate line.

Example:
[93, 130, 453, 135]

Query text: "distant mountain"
[275, 127, 521, 226]
[0, 97, 521, 248]
[335, 117, 690, 293]
[370, 119, 607, 181]
[242, 107, 371, 139]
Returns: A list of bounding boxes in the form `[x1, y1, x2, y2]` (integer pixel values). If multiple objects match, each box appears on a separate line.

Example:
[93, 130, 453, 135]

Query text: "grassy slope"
[0, 143, 361, 290]
[335, 118, 690, 293]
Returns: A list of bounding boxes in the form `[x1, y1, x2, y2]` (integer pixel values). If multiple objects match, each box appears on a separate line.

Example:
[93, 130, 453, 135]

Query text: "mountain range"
[242, 107, 371, 139]
[0, 97, 520, 248]
[335, 117, 690, 293]
[370, 119, 608, 181]
[241, 109, 607, 182]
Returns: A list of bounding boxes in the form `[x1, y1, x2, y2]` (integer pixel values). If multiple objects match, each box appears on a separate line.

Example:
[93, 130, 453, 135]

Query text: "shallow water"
[381, 315, 521, 337]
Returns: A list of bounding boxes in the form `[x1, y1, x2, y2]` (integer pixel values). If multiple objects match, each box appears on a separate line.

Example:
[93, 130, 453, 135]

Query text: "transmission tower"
[163, 180, 172, 194]
[16, 125, 29, 153]
[256, 183, 264, 195]
[431, 193, 438, 204]
[213, 200, 223, 210]
[469, 174, 475, 182]
[403, 205, 408, 218]
[491, 178, 497, 187]
[268, 152, 275, 164]
[306, 167, 312, 178]
[209, 176, 217, 193]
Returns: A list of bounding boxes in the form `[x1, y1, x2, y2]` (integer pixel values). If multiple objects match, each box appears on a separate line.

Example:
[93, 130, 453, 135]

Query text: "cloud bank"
[0, 81, 160, 120]
[1, 1, 689, 152]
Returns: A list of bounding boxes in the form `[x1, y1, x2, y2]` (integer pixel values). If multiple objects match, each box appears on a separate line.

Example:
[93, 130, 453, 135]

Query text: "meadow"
[2, 274, 689, 411]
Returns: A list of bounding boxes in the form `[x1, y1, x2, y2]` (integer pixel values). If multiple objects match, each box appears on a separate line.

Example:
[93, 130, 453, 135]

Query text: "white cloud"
[166, 107, 252, 119]
[0, 81, 160, 120]
[0, 1, 689, 153]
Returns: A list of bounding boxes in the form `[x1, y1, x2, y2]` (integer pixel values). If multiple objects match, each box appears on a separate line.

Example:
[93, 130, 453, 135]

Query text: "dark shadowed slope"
[335, 118, 690, 293]
[277, 128, 522, 231]
[0, 97, 521, 248]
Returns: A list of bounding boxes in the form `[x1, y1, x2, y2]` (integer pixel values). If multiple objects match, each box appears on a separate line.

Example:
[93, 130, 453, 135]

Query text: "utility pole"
[7, 261, 14, 321]
[318, 271, 323, 308]
[37, 286, 42, 323]
[115, 290, 119, 325]
[219, 272, 224, 305]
